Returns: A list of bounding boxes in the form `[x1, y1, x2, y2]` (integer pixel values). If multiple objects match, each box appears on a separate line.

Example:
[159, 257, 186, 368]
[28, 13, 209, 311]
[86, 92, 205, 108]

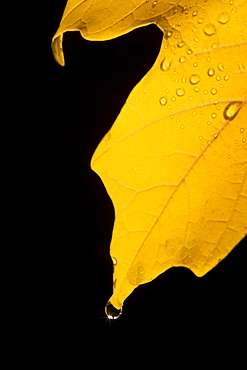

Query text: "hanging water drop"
[223, 101, 242, 120]
[105, 301, 122, 320]
[112, 257, 117, 266]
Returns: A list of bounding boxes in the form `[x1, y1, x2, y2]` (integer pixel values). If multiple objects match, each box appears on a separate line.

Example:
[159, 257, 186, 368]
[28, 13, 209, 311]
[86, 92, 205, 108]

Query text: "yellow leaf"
[52, 0, 247, 316]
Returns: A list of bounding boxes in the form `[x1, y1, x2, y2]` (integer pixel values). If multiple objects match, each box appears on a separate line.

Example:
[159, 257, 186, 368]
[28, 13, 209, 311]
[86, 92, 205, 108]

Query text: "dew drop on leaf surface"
[217, 12, 230, 24]
[176, 88, 185, 96]
[190, 74, 201, 85]
[203, 23, 216, 36]
[223, 101, 243, 120]
[160, 57, 173, 71]
[159, 96, 167, 105]
[208, 68, 215, 76]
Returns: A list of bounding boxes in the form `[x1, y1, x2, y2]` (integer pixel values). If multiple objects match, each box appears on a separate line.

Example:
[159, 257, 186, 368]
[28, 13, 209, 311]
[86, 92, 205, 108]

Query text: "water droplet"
[211, 42, 219, 49]
[178, 40, 186, 48]
[179, 56, 186, 63]
[127, 262, 149, 285]
[192, 10, 198, 16]
[238, 62, 245, 72]
[194, 37, 200, 42]
[165, 30, 173, 39]
[197, 17, 204, 24]
[152, 0, 157, 7]
[161, 56, 173, 71]
[193, 62, 198, 67]
[176, 88, 185, 96]
[199, 136, 203, 140]
[212, 113, 217, 118]
[217, 12, 230, 24]
[207, 120, 211, 125]
[217, 63, 224, 71]
[159, 97, 167, 106]
[112, 257, 117, 266]
[171, 96, 176, 101]
[216, 75, 221, 81]
[194, 87, 200, 92]
[224, 74, 229, 81]
[230, 0, 234, 4]
[223, 101, 242, 120]
[203, 90, 208, 94]
[211, 88, 217, 95]
[190, 74, 201, 84]
[240, 128, 244, 133]
[208, 68, 215, 76]
[243, 137, 246, 143]
[187, 49, 193, 55]
[203, 23, 216, 36]
[105, 301, 122, 320]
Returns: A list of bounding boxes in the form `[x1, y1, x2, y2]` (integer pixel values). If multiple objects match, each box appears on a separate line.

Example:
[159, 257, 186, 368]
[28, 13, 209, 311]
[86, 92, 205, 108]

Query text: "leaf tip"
[51, 34, 65, 66]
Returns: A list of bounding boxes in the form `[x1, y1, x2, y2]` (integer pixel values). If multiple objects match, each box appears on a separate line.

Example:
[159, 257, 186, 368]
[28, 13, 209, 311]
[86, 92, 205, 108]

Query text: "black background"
[31, 0, 246, 362]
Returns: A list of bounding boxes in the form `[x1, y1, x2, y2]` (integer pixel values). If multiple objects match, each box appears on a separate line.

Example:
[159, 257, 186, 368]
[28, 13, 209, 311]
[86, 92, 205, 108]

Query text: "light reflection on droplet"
[105, 301, 122, 320]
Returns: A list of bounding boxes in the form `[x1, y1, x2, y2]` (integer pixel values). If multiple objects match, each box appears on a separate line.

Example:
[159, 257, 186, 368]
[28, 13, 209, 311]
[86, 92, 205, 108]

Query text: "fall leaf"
[52, 0, 247, 316]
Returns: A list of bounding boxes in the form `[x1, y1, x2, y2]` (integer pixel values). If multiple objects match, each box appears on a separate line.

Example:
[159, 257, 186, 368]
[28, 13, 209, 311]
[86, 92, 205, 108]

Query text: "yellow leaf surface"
[52, 0, 247, 315]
